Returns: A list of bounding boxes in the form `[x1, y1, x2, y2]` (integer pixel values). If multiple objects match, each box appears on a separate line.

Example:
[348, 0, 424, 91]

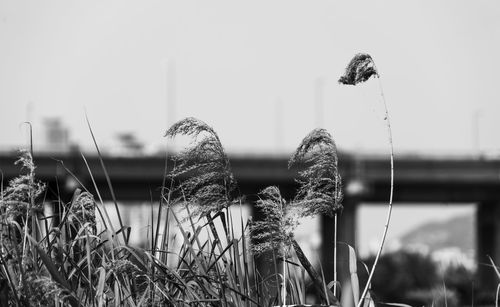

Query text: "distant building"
[44, 118, 69, 153]
[114, 132, 144, 156]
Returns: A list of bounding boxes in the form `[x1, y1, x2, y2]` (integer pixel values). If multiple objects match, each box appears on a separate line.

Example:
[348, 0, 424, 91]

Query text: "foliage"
[0, 119, 348, 306]
[0, 49, 484, 306]
[0, 118, 482, 306]
[0, 146, 258, 306]
[361, 250, 438, 304]
[442, 264, 475, 304]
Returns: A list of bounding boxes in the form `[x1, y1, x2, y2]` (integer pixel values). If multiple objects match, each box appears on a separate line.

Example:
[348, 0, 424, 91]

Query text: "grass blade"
[348, 244, 360, 306]
[488, 255, 500, 281]
[85, 113, 127, 244]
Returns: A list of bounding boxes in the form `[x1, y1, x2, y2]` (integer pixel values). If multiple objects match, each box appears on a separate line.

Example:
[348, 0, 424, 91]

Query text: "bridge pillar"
[321, 199, 358, 290]
[476, 201, 500, 298]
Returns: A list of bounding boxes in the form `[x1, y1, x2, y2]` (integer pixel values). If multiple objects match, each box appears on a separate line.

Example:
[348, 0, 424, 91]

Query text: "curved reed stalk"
[339, 53, 394, 307]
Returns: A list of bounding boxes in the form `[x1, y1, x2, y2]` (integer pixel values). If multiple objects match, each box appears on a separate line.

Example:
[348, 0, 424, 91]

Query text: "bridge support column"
[321, 199, 358, 289]
[476, 201, 500, 297]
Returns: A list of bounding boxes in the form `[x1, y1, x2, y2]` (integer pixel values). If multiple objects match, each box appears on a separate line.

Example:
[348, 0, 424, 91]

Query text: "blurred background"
[1, 1, 500, 305]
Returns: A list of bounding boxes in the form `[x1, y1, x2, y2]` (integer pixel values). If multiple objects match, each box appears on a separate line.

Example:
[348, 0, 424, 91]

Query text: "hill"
[398, 214, 475, 256]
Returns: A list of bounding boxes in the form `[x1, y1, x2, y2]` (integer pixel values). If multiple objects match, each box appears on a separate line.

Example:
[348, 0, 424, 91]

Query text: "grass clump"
[0, 122, 349, 306]
[0, 150, 75, 306]
[0, 52, 410, 306]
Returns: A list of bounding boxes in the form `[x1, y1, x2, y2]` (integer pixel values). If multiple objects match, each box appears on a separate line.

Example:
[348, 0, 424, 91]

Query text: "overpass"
[1, 152, 499, 291]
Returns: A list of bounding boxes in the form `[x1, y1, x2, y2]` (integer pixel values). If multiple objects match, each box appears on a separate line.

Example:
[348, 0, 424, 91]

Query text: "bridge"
[1, 151, 499, 292]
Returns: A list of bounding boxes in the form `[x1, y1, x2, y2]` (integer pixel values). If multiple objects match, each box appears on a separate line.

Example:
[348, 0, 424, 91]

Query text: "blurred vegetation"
[361, 250, 477, 307]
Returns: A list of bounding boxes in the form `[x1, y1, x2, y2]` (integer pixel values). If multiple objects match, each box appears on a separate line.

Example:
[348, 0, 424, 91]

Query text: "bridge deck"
[1, 152, 499, 203]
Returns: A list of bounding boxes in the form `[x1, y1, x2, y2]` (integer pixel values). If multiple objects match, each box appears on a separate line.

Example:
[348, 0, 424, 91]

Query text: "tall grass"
[0, 120, 354, 306]
[0, 147, 262, 306]
[5, 52, 471, 306]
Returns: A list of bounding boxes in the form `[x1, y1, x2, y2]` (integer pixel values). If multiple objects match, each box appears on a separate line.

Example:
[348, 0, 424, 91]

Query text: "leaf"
[27, 236, 80, 307]
[96, 267, 106, 307]
[348, 244, 360, 307]
[363, 291, 376, 307]
[27, 236, 70, 289]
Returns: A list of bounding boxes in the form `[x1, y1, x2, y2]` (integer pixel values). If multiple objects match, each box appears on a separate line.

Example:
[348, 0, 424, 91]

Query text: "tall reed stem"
[333, 212, 338, 297]
[282, 245, 287, 307]
[292, 239, 337, 303]
[357, 76, 394, 307]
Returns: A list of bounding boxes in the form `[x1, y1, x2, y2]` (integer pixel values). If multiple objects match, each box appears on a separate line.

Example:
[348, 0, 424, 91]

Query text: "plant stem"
[333, 212, 338, 297]
[357, 76, 394, 307]
[292, 239, 337, 304]
[282, 245, 287, 307]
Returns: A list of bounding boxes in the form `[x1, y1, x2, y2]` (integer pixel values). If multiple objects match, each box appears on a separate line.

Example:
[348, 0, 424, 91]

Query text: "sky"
[1, 1, 500, 156]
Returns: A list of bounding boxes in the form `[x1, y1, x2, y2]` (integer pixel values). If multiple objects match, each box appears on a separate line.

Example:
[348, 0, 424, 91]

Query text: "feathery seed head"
[338, 53, 378, 85]
[250, 186, 298, 256]
[104, 259, 141, 277]
[15, 149, 36, 174]
[27, 276, 71, 305]
[165, 117, 219, 142]
[165, 117, 236, 217]
[1, 150, 45, 220]
[289, 129, 338, 167]
[290, 129, 343, 217]
[69, 191, 97, 233]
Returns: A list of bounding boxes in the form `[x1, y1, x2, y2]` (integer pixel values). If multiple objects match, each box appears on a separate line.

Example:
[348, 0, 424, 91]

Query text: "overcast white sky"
[1, 1, 500, 156]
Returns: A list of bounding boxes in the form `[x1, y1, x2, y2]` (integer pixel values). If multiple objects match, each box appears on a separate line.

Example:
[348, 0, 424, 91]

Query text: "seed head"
[339, 53, 378, 85]
[165, 117, 236, 217]
[289, 129, 343, 217]
[249, 186, 298, 256]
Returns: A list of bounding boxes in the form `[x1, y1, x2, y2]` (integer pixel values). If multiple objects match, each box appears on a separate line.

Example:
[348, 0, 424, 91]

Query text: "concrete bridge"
[1, 151, 499, 291]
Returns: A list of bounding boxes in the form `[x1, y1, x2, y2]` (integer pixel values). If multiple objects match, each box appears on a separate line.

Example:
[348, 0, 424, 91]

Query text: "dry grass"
[0, 122, 350, 306]
[2, 53, 487, 307]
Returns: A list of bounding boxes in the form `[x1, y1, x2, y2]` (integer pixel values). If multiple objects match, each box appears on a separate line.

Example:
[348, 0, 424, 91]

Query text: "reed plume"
[68, 190, 97, 234]
[338, 53, 379, 85]
[165, 117, 237, 217]
[249, 186, 298, 256]
[250, 186, 298, 305]
[289, 128, 343, 217]
[1, 150, 45, 221]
